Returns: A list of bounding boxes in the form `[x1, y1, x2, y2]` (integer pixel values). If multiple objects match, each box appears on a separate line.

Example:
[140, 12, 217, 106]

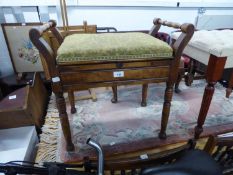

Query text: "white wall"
[67, 7, 198, 32]
[0, 5, 233, 77]
[66, 6, 233, 33]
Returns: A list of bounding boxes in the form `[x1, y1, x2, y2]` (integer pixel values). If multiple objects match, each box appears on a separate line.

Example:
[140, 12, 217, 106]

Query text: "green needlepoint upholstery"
[57, 32, 173, 64]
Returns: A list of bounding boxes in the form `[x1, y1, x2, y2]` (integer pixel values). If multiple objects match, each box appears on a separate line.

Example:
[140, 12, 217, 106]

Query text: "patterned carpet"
[36, 81, 233, 163]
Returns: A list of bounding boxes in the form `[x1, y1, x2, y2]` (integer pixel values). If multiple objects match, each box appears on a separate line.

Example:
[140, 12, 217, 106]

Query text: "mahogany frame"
[29, 18, 194, 151]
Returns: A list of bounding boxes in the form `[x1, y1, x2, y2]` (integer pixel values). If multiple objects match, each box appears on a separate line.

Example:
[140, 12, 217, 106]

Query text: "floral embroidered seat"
[57, 32, 173, 64]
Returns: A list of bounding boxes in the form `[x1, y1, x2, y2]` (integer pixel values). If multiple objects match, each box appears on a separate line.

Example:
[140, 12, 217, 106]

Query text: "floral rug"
[36, 81, 233, 163]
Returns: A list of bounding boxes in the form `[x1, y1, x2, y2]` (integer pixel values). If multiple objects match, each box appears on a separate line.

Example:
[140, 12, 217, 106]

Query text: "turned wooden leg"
[175, 69, 184, 93]
[89, 88, 97, 102]
[111, 85, 118, 103]
[194, 55, 226, 140]
[226, 71, 233, 98]
[159, 82, 174, 139]
[185, 59, 196, 86]
[68, 91, 77, 114]
[55, 92, 75, 151]
[141, 84, 148, 107]
[194, 82, 215, 139]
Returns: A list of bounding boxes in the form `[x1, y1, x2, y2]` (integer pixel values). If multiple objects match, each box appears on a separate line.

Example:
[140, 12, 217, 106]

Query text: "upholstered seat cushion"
[172, 30, 233, 57]
[56, 32, 173, 64]
[172, 30, 233, 68]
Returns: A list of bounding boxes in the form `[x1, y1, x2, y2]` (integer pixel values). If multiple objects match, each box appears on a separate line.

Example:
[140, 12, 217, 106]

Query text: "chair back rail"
[35, 21, 55, 36]
[84, 143, 191, 174]
[84, 136, 233, 175]
[49, 20, 64, 45]
[204, 135, 233, 174]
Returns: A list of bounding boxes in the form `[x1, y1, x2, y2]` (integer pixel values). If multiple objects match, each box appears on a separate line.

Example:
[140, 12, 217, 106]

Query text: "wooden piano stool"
[29, 18, 194, 151]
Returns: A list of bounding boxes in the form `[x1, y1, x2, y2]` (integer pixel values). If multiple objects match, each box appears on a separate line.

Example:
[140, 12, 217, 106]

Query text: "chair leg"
[89, 88, 97, 102]
[55, 92, 75, 151]
[194, 55, 226, 140]
[141, 84, 148, 107]
[185, 59, 196, 86]
[159, 82, 174, 139]
[175, 69, 184, 93]
[226, 71, 233, 98]
[68, 91, 77, 114]
[111, 85, 118, 103]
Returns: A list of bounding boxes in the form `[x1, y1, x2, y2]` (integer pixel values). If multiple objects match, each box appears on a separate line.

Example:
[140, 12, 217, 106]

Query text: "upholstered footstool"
[172, 29, 233, 139]
[173, 29, 233, 98]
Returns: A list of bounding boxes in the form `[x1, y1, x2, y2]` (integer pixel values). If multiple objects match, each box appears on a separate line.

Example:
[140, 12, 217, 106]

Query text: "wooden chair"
[84, 134, 233, 175]
[84, 142, 193, 175]
[204, 134, 233, 175]
[56, 21, 98, 114]
[29, 18, 194, 151]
